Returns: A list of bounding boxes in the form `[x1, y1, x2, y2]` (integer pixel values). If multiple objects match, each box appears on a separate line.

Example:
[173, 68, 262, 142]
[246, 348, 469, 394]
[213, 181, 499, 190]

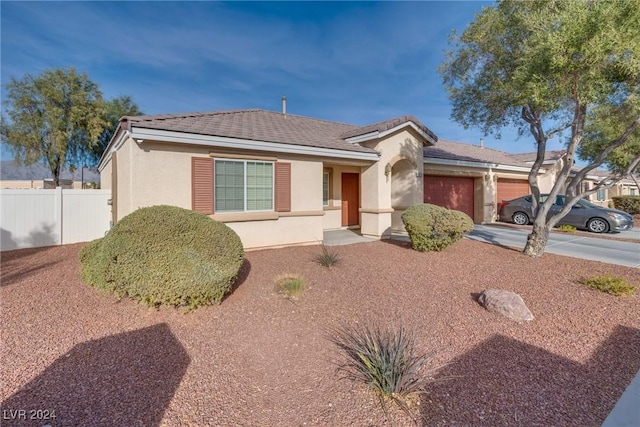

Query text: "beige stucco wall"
[104, 126, 430, 247]
[359, 128, 425, 238]
[225, 215, 325, 249]
[107, 137, 328, 249]
[100, 163, 112, 190]
[390, 159, 419, 232]
[537, 165, 559, 193]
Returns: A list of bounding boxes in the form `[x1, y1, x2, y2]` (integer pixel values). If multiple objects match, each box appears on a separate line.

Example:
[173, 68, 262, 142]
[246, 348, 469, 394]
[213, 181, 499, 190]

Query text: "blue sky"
[1, 1, 566, 161]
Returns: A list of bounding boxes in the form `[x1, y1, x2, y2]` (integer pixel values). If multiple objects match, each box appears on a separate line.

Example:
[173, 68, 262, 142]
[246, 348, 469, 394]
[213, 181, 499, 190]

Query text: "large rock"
[478, 289, 534, 322]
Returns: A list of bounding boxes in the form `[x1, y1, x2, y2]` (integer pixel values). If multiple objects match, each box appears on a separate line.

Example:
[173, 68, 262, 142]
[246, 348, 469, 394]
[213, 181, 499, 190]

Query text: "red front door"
[341, 173, 359, 226]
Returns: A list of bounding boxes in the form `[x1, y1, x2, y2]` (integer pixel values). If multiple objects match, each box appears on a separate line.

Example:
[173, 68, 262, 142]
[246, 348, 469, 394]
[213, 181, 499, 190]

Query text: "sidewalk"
[601, 369, 640, 427]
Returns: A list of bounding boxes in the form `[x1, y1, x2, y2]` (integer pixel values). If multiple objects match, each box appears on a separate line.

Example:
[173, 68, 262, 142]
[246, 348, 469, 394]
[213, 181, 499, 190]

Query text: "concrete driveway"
[467, 225, 640, 268]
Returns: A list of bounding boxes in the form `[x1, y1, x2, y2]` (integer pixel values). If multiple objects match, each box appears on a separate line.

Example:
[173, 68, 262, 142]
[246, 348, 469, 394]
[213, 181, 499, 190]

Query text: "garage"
[497, 178, 529, 204]
[423, 175, 475, 219]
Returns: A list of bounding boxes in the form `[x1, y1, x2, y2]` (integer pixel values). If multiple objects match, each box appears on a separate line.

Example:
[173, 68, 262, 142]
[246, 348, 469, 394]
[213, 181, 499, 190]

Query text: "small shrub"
[401, 204, 474, 252]
[274, 274, 305, 298]
[327, 318, 432, 420]
[557, 224, 577, 233]
[316, 244, 340, 268]
[612, 195, 640, 215]
[579, 275, 635, 296]
[79, 205, 244, 309]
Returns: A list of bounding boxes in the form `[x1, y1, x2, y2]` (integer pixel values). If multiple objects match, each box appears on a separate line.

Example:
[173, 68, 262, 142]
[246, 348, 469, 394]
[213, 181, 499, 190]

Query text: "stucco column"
[360, 162, 393, 238]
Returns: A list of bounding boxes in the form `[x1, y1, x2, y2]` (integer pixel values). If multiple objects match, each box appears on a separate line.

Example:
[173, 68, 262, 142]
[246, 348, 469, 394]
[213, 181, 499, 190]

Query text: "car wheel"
[587, 218, 609, 233]
[512, 212, 529, 225]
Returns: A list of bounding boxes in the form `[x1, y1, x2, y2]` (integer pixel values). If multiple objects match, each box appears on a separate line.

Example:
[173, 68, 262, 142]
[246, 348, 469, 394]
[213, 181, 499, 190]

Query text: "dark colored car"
[498, 194, 634, 233]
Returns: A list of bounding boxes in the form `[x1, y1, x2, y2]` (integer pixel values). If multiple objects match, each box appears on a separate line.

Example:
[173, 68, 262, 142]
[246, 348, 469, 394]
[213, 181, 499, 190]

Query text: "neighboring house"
[0, 160, 100, 189]
[423, 142, 567, 223]
[616, 177, 640, 197]
[98, 109, 437, 249]
[574, 168, 640, 207]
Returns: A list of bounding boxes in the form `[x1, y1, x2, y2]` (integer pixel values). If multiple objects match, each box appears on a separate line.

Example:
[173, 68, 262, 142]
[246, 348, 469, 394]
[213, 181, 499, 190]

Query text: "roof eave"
[130, 127, 381, 162]
[424, 157, 544, 173]
[97, 127, 130, 172]
[344, 121, 437, 146]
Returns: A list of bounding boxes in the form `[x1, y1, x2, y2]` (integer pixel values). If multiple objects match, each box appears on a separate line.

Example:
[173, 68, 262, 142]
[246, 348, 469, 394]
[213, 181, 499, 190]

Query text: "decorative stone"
[478, 289, 534, 322]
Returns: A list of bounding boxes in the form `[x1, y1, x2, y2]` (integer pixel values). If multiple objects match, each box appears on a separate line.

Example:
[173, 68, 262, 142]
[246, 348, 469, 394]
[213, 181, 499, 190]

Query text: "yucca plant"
[326, 319, 432, 422]
[315, 244, 340, 268]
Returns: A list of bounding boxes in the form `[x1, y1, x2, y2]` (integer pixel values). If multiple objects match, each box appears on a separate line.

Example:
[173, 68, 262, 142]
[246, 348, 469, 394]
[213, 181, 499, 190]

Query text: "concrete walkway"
[322, 229, 377, 246]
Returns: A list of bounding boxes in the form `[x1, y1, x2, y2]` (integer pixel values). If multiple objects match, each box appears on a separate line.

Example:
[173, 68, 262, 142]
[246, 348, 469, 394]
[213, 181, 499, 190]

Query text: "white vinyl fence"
[1, 188, 111, 251]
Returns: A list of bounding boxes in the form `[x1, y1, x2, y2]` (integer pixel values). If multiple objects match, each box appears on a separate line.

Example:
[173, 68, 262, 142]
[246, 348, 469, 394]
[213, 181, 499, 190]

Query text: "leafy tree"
[440, 0, 640, 257]
[579, 96, 640, 189]
[87, 95, 143, 165]
[1, 68, 107, 187]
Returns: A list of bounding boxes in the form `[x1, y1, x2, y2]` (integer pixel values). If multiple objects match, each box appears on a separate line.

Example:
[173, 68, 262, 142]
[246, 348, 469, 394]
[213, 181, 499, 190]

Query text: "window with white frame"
[215, 159, 273, 212]
[631, 188, 637, 196]
[322, 173, 330, 206]
[596, 188, 606, 201]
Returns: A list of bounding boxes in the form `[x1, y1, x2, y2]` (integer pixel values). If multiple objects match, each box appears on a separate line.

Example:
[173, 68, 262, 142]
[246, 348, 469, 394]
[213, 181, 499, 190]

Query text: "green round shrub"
[79, 205, 244, 308]
[401, 203, 474, 252]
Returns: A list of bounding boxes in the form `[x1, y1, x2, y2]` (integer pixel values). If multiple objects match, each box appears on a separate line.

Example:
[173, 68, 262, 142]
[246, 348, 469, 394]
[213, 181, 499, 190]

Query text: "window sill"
[212, 210, 325, 222]
[212, 211, 279, 222]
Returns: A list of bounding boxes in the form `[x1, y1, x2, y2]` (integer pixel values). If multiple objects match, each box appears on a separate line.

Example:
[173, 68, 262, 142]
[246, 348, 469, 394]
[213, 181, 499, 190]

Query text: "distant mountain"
[0, 160, 100, 183]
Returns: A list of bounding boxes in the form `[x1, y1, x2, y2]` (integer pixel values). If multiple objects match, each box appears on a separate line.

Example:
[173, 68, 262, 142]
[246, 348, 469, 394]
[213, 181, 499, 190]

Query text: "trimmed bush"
[401, 204, 474, 252]
[79, 205, 244, 309]
[612, 195, 640, 215]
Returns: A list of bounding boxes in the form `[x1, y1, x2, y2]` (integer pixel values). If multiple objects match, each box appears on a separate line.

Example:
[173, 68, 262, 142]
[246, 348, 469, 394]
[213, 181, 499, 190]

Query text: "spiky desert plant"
[315, 244, 340, 268]
[327, 318, 432, 422]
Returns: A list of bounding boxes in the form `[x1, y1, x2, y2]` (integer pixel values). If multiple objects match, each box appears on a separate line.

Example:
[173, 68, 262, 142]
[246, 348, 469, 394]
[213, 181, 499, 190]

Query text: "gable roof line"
[341, 114, 437, 144]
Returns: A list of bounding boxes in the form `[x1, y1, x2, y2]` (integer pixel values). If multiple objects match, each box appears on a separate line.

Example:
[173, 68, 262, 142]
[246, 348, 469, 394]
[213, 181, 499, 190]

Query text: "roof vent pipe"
[282, 96, 287, 117]
[480, 137, 484, 149]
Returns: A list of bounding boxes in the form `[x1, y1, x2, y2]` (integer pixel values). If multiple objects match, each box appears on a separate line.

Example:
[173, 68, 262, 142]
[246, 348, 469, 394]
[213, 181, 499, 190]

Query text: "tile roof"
[423, 139, 532, 167]
[340, 115, 437, 142]
[122, 109, 386, 155]
[510, 150, 566, 162]
[571, 167, 616, 179]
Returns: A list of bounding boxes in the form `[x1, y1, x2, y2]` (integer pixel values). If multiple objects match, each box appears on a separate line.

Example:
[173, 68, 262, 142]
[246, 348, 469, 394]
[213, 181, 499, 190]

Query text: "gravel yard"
[1, 238, 639, 426]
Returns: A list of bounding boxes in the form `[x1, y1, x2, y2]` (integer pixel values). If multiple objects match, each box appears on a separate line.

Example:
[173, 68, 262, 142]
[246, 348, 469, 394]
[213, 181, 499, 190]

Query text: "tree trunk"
[523, 223, 550, 257]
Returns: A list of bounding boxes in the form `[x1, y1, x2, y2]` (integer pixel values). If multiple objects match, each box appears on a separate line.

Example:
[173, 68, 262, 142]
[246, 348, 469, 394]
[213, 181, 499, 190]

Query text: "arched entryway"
[390, 158, 417, 232]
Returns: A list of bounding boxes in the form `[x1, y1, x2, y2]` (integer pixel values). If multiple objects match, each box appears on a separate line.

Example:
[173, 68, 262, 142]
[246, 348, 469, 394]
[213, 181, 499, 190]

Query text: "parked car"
[498, 194, 634, 233]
